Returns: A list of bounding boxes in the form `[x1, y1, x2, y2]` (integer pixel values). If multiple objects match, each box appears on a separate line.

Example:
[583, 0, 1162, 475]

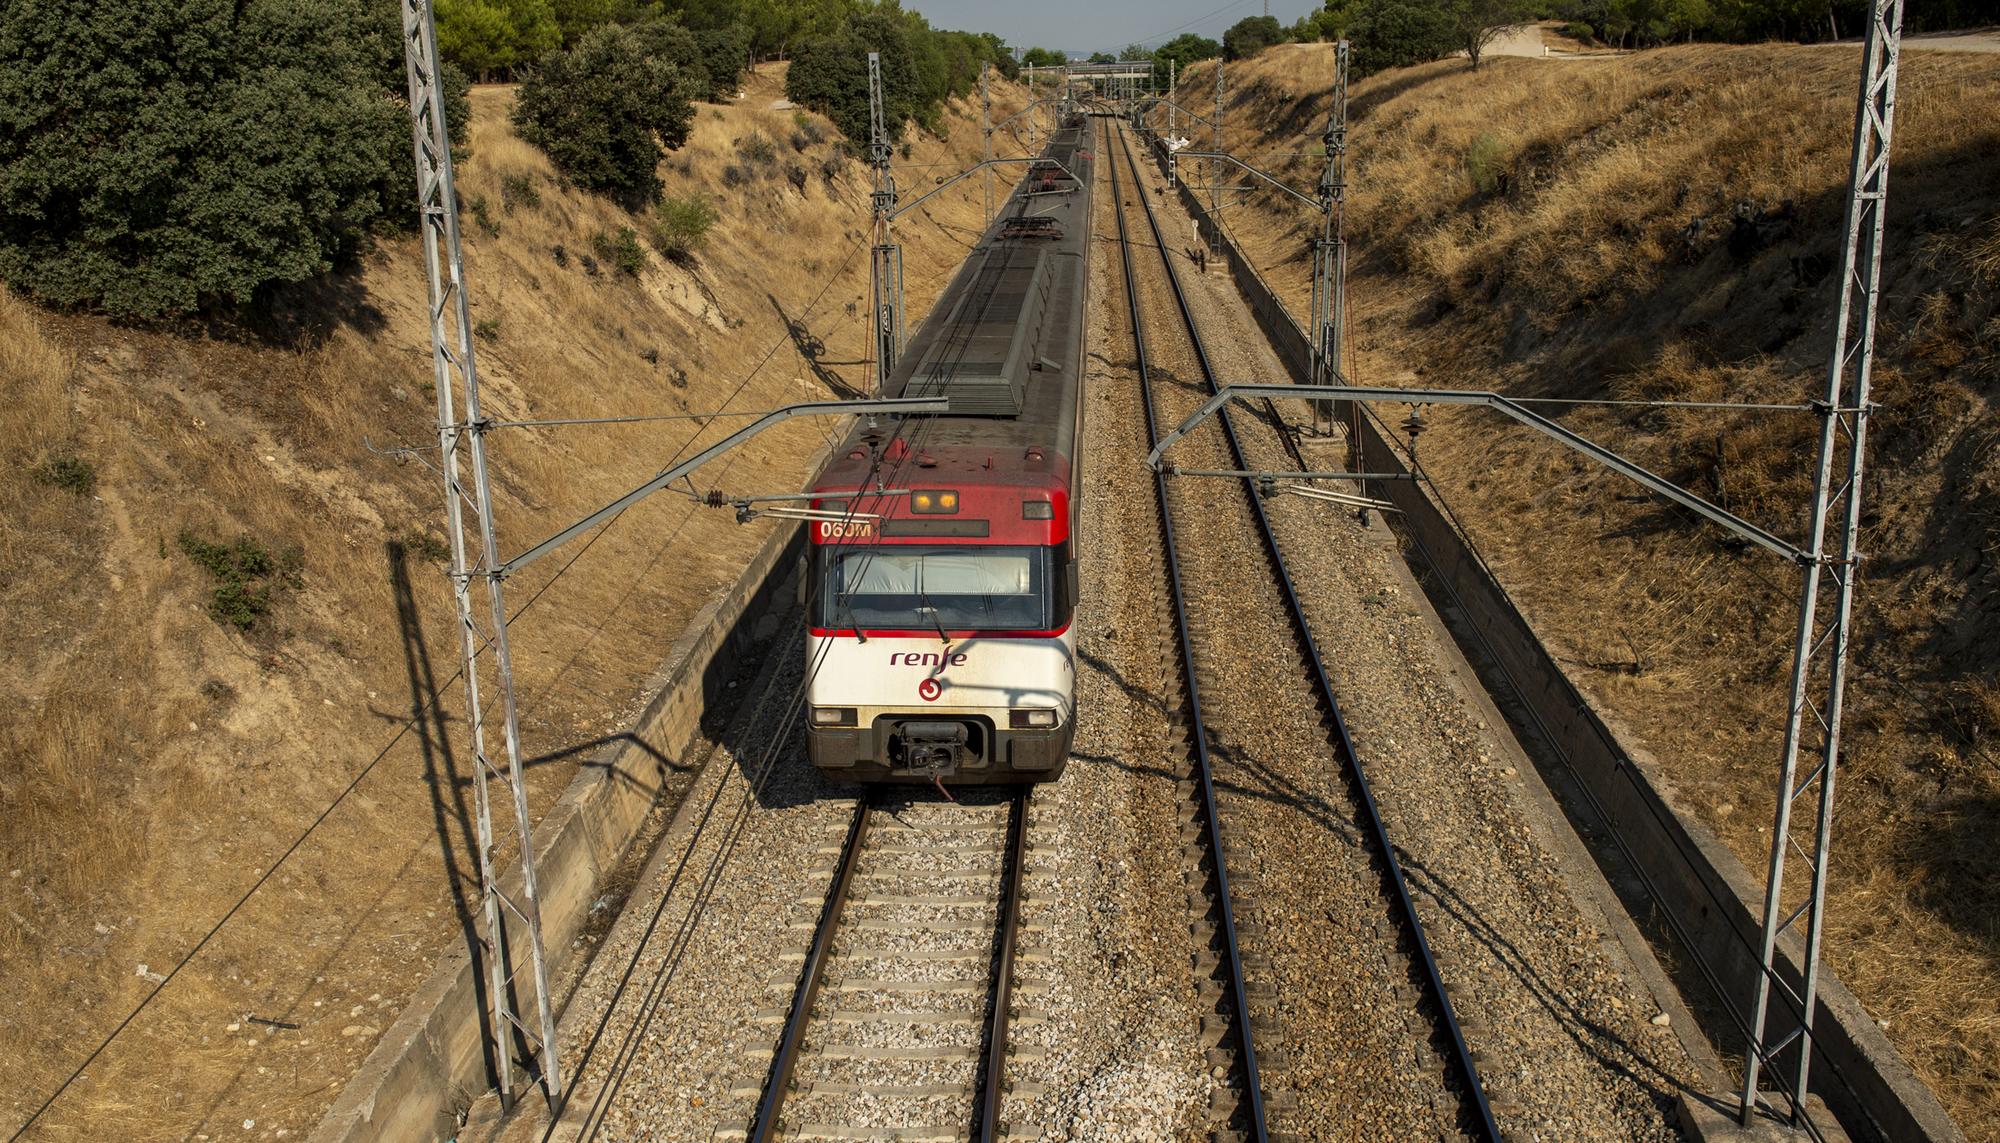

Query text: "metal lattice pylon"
[1210, 60, 1224, 255]
[1309, 40, 1350, 392]
[1741, 0, 1903, 1127]
[867, 52, 904, 393]
[981, 63, 994, 228]
[399, 0, 562, 1110]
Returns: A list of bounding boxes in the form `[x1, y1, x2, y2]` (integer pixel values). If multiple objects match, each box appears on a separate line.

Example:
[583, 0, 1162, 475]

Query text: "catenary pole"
[1211, 59, 1224, 253]
[981, 63, 994, 228]
[1309, 40, 1351, 436]
[397, 0, 561, 1109]
[1741, 0, 1903, 1127]
[867, 52, 903, 392]
[1310, 41, 1350, 397]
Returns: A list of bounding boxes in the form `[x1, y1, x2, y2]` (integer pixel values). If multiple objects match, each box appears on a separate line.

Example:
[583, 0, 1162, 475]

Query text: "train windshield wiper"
[914, 602, 951, 648]
[836, 590, 867, 643]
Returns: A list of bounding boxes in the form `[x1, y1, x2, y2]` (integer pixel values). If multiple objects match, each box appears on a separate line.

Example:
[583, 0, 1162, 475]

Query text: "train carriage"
[803, 113, 1096, 784]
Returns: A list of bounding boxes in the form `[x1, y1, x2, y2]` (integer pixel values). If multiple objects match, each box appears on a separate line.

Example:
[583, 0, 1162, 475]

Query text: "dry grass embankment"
[0, 63, 1021, 1139]
[1182, 41, 2000, 1136]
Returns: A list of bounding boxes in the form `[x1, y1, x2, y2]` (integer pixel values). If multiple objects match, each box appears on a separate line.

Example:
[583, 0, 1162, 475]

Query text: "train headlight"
[811, 707, 857, 728]
[911, 490, 959, 514]
[1009, 708, 1059, 729]
[1021, 500, 1054, 520]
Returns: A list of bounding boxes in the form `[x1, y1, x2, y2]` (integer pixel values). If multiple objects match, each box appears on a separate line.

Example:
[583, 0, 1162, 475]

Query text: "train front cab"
[804, 472, 1077, 785]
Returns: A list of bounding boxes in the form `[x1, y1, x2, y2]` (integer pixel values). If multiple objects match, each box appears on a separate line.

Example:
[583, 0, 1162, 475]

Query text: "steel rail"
[1115, 122, 1501, 1141]
[1106, 114, 1272, 1143]
[748, 799, 872, 1143]
[977, 792, 1030, 1142]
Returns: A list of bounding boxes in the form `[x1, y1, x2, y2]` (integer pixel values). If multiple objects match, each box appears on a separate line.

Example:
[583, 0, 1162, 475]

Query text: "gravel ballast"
[479, 122, 1707, 1143]
[1115, 123, 1703, 1140]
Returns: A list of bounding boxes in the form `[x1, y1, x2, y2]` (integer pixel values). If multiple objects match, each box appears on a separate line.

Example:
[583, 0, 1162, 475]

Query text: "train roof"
[818, 114, 1095, 490]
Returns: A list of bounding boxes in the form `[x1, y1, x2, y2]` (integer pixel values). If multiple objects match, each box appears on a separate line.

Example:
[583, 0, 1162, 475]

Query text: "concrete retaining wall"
[311, 519, 806, 1143]
[1143, 137, 1961, 1143]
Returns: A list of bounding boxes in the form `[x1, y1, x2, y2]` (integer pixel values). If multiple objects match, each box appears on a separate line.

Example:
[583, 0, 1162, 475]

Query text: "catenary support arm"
[500, 398, 946, 575]
[1147, 384, 1804, 563]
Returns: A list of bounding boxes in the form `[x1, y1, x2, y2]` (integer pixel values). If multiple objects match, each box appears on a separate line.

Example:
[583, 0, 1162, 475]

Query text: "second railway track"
[1104, 116, 1499, 1141]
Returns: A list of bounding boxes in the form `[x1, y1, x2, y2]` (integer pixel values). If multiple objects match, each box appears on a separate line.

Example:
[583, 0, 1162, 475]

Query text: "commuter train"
[803, 113, 1095, 785]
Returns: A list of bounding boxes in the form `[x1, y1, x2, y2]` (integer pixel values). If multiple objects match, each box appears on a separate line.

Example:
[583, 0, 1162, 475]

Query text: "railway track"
[739, 791, 1037, 1143]
[1104, 117, 1500, 1141]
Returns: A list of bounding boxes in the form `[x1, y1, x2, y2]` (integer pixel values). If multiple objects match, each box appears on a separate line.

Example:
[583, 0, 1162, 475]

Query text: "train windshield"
[816, 545, 1063, 632]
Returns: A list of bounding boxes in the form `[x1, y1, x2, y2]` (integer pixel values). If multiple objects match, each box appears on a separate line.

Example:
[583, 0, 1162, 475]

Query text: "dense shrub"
[499, 171, 542, 209]
[629, 20, 709, 94]
[513, 23, 696, 204]
[628, 17, 749, 104]
[1464, 132, 1508, 193]
[0, 0, 467, 319]
[590, 226, 646, 274]
[649, 195, 719, 263]
[785, 15, 914, 143]
[178, 532, 302, 631]
[30, 455, 95, 496]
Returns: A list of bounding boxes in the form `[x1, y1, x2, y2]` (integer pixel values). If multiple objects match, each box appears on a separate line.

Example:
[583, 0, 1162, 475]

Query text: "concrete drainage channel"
[310, 519, 808, 1143]
[1148, 139, 1962, 1143]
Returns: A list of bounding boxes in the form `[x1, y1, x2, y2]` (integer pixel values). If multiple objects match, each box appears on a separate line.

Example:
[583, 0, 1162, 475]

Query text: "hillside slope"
[1180, 41, 2000, 1135]
[0, 64, 1024, 1138]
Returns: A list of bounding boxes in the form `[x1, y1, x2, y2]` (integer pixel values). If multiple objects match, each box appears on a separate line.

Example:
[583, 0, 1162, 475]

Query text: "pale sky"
[902, 0, 1326, 55]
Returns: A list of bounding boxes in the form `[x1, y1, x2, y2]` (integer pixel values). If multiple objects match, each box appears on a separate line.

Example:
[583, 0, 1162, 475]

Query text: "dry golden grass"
[0, 288, 73, 454]
[0, 291, 145, 936]
[0, 68, 1020, 1138]
[1193, 42, 2000, 1137]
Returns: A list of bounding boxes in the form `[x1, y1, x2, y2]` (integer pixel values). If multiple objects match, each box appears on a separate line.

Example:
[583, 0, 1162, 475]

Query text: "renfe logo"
[917, 677, 942, 702]
[890, 651, 968, 667]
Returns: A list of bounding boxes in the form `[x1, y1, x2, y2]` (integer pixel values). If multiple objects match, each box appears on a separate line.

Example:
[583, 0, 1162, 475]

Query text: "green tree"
[1222, 14, 1285, 60]
[739, 0, 855, 58]
[551, 0, 614, 42]
[1454, 0, 1534, 67]
[0, 0, 435, 319]
[513, 23, 696, 204]
[978, 33, 1020, 78]
[1291, 0, 1356, 41]
[1020, 46, 1066, 68]
[436, 0, 562, 76]
[632, 16, 747, 100]
[630, 19, 712, 93]
[1088, 50, 1116, 63]
[1351, 0, 1458, 74]
[696, 22, 751, 94]
[784, 7, 1010, 142]
[1150, 32, 1220, 89]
